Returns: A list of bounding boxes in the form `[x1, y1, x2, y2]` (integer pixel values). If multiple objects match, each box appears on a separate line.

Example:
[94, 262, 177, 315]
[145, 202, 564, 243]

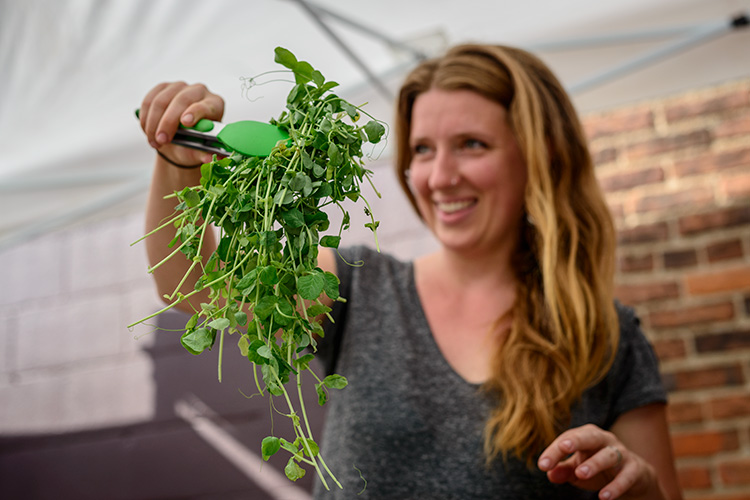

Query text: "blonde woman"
[139, 44, 681, 499]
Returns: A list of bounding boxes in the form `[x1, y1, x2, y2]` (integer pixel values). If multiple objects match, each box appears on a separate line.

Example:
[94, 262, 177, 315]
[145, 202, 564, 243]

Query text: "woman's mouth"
[436, 199, 475, 214]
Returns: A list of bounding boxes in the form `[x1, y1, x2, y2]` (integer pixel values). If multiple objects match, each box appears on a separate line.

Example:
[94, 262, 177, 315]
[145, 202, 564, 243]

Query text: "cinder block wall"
[584, 78, 750, 498]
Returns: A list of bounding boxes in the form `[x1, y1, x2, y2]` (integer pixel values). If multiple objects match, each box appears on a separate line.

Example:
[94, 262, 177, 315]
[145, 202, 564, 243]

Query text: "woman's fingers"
[139, 82, 225, 165]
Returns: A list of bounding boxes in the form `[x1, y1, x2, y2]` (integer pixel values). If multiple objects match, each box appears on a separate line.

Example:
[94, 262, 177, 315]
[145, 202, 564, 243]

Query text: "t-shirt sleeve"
[603, 302, 668, 428]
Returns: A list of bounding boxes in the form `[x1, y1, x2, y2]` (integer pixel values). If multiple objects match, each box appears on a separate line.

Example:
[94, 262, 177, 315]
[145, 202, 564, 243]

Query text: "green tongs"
[135, 109, 289, 158]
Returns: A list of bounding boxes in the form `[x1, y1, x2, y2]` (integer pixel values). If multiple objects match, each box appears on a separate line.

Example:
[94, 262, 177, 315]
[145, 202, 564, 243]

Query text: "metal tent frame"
[0, 3, 747, 251]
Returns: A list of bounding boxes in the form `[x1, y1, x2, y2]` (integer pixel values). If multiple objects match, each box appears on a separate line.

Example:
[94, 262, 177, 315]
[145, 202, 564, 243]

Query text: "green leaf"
[274, 47, 297, 69]
[301, 438, 319, 458]
[284, 457, 305, 481]
[289, 172, 312, 193]
[328, 142, 343, 167]
[294, 61, 314, 84]
[342, 102, 359, 121]
[234, 311, 248, 326]
[306, 304, 331, 318]
[364, 120, 386, 142]
[238, 334, 250, 356]
[261, 436, 281, 461]
[294, 353, 316, 371]
[254, 295, 277, 320]
[297, 273, 325, 301]
[208, 318, 230, 331]
[257, 345, 273, 359]
[247, 339, 267, 364]
[236, 269, 257, 292]
[315, 382, 328, 406]
[319, 235, 340, 249]
[312, 70, 325, 87]
[281, 208, 305, 228]
[323, 271, 340, 300]
[180, 328, 216, 355]
[180, 187, 201, 208]
[259, 265, 280, 285]
[322, 374, 348, 390]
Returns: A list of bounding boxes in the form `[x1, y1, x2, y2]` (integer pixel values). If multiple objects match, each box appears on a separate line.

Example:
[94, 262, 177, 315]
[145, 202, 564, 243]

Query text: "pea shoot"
[130, 47, 386, 489]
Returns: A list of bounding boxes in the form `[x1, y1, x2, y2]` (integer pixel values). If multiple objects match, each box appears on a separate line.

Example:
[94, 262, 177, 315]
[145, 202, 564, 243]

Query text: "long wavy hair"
[395, 44, 619, 464]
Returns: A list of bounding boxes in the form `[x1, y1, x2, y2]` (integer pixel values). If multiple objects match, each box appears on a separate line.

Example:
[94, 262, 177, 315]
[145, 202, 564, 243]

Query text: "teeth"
[437, 200, 474, 213]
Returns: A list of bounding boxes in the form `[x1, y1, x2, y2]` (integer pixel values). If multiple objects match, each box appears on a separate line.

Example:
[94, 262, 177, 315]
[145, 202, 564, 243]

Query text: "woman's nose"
[428, 150, 459, 189]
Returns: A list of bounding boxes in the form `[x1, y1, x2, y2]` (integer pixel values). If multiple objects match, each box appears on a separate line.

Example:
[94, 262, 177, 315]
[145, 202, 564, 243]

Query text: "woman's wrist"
[155, 150, 203, 169]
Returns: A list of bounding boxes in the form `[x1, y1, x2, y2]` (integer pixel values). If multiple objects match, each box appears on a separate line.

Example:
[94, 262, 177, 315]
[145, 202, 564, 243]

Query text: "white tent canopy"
[1, 0, 749, 250]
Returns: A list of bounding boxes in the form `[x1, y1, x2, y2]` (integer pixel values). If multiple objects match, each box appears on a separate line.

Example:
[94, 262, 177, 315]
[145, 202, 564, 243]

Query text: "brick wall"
[584, 78, 750, 499]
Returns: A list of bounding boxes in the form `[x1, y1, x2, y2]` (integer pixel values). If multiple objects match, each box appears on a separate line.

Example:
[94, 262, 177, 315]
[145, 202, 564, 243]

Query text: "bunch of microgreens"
[130, 47, 385, 489]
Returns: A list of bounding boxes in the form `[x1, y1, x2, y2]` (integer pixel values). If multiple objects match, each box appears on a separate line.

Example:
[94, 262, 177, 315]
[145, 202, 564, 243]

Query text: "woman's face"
[407, 89, 528, 259]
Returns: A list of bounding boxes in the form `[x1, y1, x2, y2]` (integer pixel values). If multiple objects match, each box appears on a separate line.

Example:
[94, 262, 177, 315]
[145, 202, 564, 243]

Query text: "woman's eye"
[464, 139, 486, 150]
[412, 144, 431, 155]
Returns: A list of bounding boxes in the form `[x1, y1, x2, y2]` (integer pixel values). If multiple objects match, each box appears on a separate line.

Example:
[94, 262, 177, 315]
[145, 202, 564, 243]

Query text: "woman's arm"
[139, 82, 225, 313]
[538, 403, 682, 500]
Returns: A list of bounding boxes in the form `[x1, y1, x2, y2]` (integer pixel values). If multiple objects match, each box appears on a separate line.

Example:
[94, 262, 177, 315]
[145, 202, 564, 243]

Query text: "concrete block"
[16, 293, 122, 370]
[0, 232, 65, 306]
[67, 215, 146, 292]
[1, 351, 155, 434]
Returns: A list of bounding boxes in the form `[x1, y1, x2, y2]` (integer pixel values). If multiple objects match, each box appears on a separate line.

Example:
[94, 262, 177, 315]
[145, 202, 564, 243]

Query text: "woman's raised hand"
[139, 81, 225, 167]
[538, 424, 665, 500]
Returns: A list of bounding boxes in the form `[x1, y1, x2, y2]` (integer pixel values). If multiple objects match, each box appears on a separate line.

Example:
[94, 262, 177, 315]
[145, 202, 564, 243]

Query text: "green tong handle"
[134, 109, 214, 132]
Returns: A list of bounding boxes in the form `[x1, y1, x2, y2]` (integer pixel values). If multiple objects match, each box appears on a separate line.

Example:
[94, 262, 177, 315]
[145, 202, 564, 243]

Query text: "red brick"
[599, 167, 664, 193]
[679, 205, 750, 235]
[663, 364, 745, 392]
[668, 400, 704, 424]
[649, 301, 734, 329]
[696, 328, 750, 353]
[716, 116, 750, 138]
[625, 130, 712, 160]
[722, 172, 750, 202]
[591, 147, 618, 165]
[652, 338, 687, 361]
[675, 148, 750, 177]
[686, 266, 750, 295]
[719, 458, 750, 485]
[618, 222, 670, 244]
[677, 464, 712, 489]
[663, 248, 699, 269]
[583, 108, 654, 139]
[615, 280, 681, 305]
[707, 239, 744, 263]
[618, 253, 655, 273]
[671, 429, 739, 457]
[636, 187, 714, 214]
[666, 90, 750, 122]
[710, 394, 750, 419]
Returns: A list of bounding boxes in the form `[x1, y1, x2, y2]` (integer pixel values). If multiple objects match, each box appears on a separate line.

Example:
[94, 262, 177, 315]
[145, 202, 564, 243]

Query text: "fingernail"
[601, 491, 611, 499]
[539, 458, 550, 470]
[182, 113, 194, 125]
[149, 140, 159, 149]
[577, 465, 590, 478]
[157, 133, 167, 144]
[562, 440, 574, 451]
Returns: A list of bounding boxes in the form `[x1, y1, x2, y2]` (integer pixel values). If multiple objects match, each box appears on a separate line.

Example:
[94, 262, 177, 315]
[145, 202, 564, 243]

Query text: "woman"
[139, 44, 682, 499]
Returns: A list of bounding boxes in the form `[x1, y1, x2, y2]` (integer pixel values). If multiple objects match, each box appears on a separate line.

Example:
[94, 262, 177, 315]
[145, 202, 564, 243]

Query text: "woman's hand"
[139, 81, 225, 167]
[538, 424, 665, 500]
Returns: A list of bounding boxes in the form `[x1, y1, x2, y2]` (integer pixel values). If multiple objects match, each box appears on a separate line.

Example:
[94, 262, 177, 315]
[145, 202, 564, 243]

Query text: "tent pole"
[290, 0, 394, 101]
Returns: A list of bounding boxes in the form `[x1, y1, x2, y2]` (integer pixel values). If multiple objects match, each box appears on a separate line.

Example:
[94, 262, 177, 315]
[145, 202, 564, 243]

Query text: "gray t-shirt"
[313, 246, 667, 500]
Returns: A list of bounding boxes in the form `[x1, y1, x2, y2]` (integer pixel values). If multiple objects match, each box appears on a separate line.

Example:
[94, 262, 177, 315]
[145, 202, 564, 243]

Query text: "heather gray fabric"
[313, 246, 667, 500]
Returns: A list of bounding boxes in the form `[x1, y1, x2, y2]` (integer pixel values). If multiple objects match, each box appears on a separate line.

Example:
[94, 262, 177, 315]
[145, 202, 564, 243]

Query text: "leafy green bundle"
[131, 47, 385, 489]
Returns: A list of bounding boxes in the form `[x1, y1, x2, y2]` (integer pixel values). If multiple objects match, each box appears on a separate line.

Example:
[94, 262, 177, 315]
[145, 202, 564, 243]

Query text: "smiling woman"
[137, 43, 682, 500]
